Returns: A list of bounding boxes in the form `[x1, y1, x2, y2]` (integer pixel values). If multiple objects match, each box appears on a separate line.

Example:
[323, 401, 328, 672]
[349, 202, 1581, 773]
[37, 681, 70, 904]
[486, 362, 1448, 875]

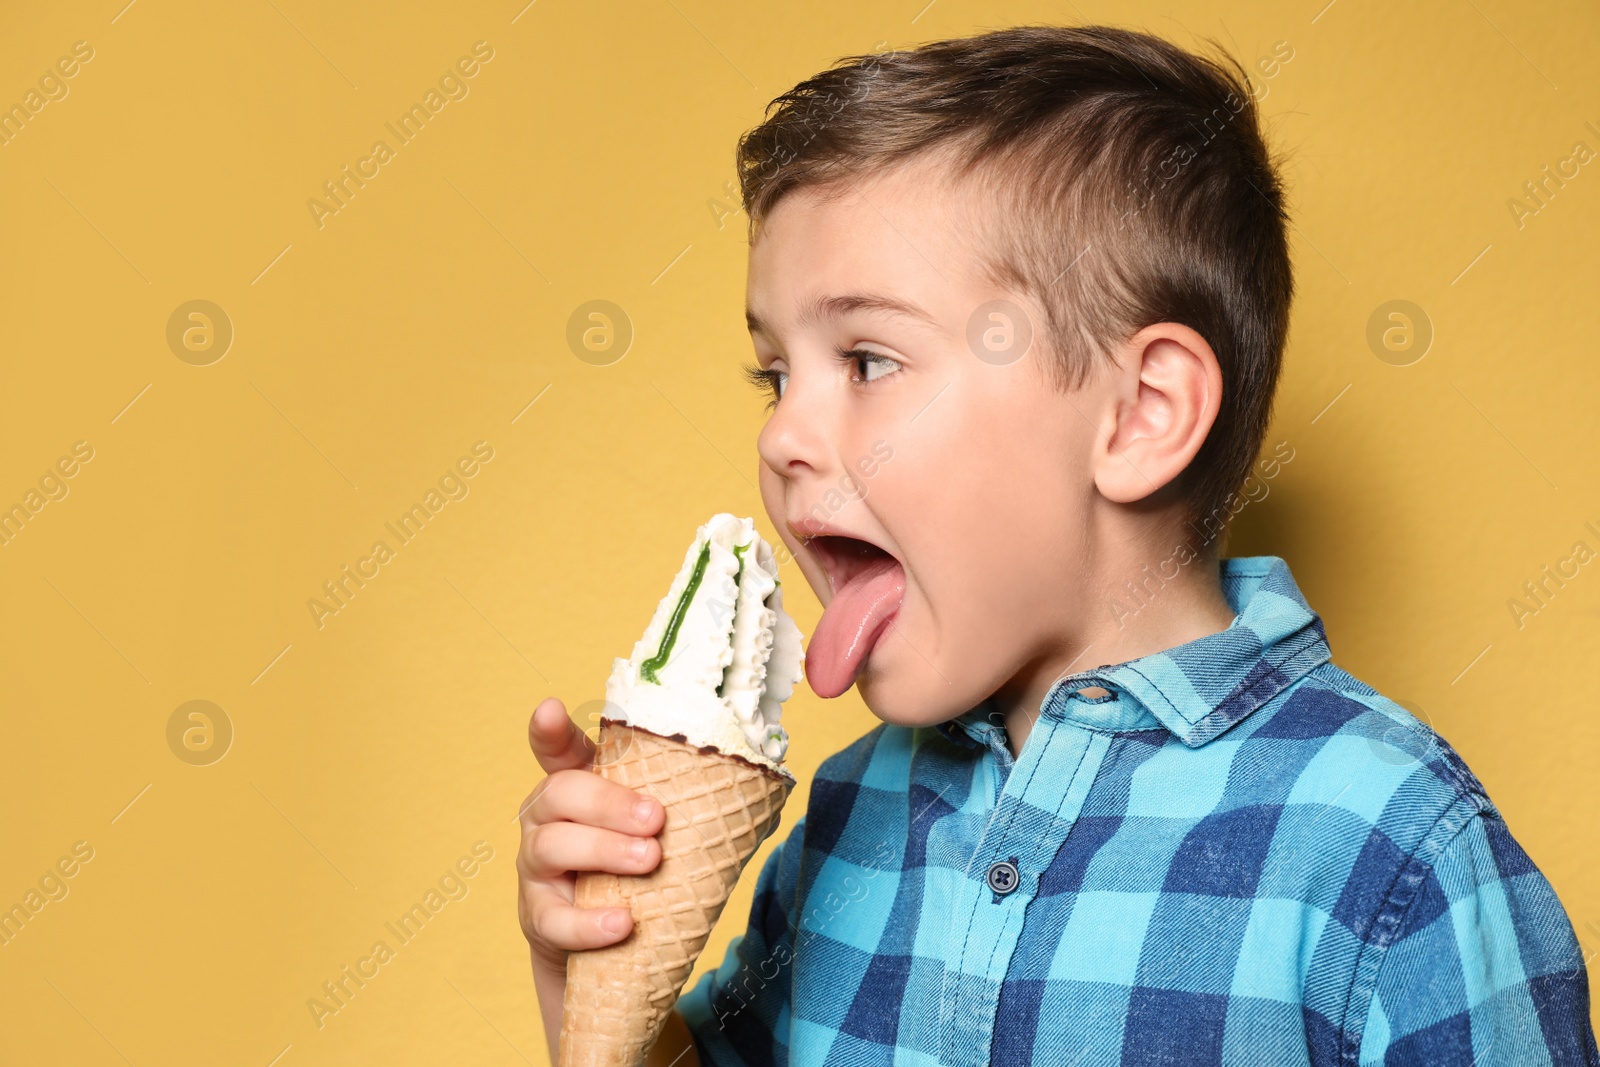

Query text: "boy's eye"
[740, 349, 901, 410]
[840, 347, 902, 385]
[741, 361, 787, 409]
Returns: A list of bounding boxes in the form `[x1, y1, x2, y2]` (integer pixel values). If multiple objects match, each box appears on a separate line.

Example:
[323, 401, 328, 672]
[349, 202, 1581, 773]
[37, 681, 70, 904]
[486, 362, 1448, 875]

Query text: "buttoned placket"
[935, 692, 1114, 1066]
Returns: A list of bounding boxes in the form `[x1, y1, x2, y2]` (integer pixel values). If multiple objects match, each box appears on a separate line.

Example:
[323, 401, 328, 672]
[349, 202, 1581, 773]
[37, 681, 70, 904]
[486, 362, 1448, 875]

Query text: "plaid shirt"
[677, 556, 1599, 1066]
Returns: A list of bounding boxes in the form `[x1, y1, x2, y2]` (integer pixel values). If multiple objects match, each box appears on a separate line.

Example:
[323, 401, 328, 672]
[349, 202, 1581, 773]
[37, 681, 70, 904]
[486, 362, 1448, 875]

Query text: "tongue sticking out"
[804, 551, 906, 699]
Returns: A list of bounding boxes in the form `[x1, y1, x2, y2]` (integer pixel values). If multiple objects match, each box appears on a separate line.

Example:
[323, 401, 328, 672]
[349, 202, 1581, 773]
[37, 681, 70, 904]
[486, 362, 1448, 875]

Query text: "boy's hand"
[518, 697, 666, 1059]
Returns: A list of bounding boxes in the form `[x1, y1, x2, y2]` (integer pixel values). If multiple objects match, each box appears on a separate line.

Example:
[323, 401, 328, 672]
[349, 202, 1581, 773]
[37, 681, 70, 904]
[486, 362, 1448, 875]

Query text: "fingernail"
[634, 799, 655, 824]
[604, 911, 631, 934]
[630, 839, 649, 860]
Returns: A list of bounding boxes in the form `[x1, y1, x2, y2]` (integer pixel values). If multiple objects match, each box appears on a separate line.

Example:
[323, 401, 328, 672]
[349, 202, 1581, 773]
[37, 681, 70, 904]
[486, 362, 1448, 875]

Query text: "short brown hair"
[736, 24, 1294, 536]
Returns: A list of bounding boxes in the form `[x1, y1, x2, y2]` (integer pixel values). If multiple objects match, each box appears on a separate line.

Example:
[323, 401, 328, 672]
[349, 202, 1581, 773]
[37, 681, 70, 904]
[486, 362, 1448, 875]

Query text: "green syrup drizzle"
[640, 540, 711, 684]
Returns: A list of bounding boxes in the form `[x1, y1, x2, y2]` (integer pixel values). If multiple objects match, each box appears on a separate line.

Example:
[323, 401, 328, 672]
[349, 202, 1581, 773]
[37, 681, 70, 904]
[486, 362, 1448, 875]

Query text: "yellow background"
[2, 0, 1596, 1062]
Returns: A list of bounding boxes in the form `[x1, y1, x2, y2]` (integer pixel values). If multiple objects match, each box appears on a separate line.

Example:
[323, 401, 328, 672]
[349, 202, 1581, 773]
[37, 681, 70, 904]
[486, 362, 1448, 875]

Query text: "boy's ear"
[1093, 322, 1222, 505]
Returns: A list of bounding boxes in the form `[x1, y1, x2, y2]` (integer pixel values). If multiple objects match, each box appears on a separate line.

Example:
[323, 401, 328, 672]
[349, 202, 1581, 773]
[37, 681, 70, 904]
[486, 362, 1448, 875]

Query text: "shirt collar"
[937, 556, 1331, 751]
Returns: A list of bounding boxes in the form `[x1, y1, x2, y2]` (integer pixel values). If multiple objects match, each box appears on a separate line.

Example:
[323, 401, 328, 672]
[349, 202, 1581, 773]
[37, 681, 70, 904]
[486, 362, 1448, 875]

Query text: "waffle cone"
[558, 718, 794, 1067]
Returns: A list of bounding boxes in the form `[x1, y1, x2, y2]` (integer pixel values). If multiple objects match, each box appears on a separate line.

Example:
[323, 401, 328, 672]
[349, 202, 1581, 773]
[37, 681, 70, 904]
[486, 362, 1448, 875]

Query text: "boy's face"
[746, 158, 1110, 728]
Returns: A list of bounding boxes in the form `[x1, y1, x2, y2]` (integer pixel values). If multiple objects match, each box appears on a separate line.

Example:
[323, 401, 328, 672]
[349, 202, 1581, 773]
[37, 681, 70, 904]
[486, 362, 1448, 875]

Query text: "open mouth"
[804, 533, 899, 596]
[789, 526, 908, 698]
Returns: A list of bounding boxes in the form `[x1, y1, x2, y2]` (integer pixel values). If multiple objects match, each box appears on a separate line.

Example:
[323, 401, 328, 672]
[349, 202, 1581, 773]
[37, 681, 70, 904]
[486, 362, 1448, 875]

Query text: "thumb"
[528, 697, 597, 774]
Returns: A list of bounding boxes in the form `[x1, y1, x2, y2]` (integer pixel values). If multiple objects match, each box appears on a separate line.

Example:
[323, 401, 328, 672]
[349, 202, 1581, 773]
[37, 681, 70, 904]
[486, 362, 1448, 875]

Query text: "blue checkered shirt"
[677, 556, 1599, 1065]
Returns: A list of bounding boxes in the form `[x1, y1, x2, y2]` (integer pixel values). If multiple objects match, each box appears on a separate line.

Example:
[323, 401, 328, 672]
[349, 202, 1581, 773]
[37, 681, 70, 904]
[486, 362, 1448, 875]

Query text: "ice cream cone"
[558, 718, 795, 1067]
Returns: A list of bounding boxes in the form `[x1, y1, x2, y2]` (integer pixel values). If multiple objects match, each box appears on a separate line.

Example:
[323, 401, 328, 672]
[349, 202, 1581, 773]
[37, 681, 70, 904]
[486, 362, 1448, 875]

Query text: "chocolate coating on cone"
[559, 721, 794, 1067]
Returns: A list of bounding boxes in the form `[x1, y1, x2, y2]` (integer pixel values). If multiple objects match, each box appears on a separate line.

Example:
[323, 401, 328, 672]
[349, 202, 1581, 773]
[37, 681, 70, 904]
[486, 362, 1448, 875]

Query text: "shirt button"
[986, 859, 1020, 896]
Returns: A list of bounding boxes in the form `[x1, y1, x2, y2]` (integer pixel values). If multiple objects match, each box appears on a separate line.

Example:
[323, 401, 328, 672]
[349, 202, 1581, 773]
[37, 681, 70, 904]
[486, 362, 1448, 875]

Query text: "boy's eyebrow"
[745, 292, 940, 336]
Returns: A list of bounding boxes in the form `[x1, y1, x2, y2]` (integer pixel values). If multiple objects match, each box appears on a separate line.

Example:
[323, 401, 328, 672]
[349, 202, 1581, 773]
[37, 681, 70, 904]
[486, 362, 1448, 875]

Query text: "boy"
[519, 24, 1599, 1065]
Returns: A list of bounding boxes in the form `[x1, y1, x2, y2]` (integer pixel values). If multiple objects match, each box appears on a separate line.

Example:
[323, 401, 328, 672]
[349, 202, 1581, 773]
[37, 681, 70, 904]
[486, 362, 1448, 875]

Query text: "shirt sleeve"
[676, 813, 806, 1067]
[1357, 809, 1599, 1065]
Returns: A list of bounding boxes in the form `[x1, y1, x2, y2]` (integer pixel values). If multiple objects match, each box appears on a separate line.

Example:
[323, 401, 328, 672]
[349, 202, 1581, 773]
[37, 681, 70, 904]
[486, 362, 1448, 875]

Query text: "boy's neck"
[991, 548, 1236, 761]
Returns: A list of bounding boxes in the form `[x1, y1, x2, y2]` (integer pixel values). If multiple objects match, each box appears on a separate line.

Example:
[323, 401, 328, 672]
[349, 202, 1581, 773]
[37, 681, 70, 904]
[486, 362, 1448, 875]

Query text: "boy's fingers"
[520, 768, 664, 836]
[522, 881, 634, 951]
[522, 821, 661, 881]
[528, 697, 596, 774]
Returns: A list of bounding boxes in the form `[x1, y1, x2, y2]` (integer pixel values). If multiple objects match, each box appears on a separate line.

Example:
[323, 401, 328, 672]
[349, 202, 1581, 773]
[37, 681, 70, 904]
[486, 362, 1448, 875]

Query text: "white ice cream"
[604, 513, 804, 778]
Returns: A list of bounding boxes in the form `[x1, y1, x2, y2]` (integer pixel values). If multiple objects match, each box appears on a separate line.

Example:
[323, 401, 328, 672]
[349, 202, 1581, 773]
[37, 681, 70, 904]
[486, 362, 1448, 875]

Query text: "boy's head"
[740, 25, 1293, 723]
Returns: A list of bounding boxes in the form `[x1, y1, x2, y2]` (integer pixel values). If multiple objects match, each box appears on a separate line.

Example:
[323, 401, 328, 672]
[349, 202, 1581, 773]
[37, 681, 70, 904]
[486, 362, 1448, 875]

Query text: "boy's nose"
[755, 378, 838, 481]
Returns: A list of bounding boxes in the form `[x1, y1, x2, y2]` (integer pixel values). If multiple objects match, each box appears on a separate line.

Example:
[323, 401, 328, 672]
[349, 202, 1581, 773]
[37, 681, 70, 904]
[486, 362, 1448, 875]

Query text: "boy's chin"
[853, 658, 972, 731]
